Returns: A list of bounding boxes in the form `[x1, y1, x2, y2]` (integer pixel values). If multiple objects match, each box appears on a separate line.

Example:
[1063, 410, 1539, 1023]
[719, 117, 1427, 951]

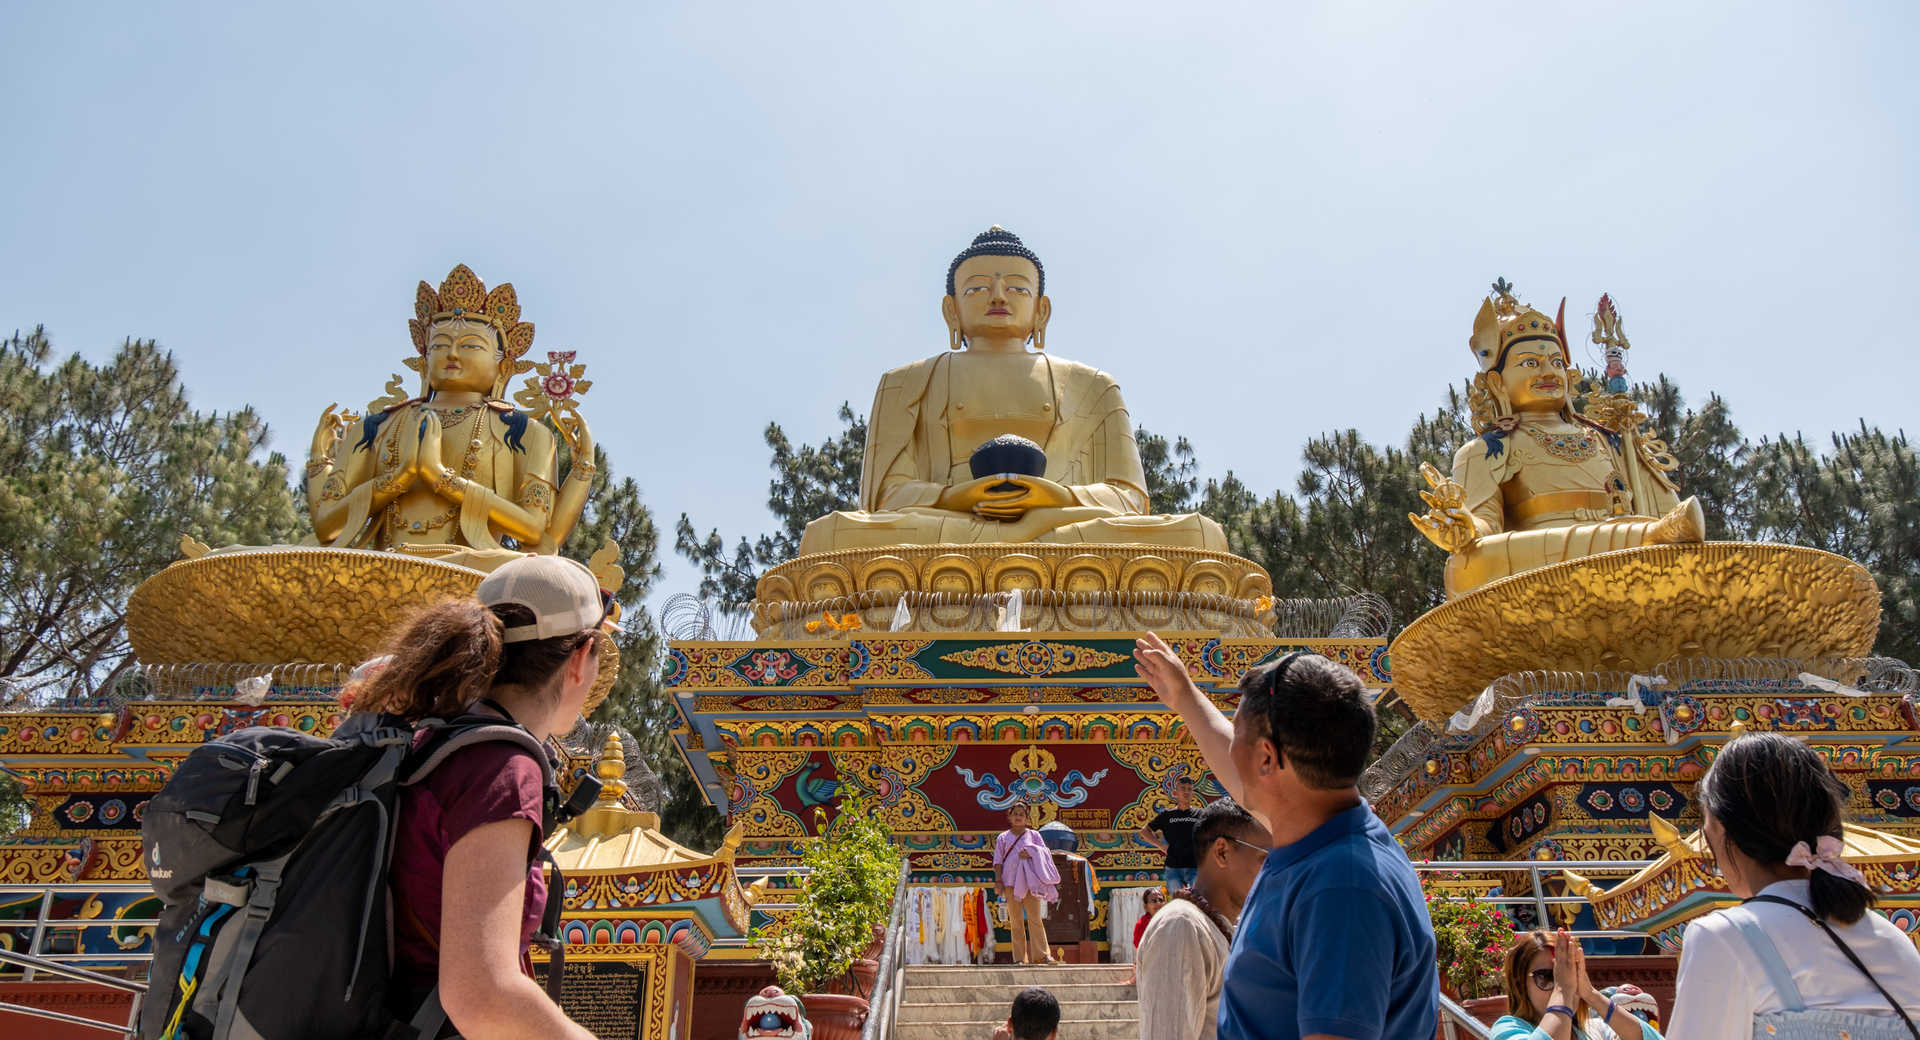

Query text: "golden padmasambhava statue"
[799, 227, 1227, 553]
[304, 264, 595, 570]
[1410, 279, 1704, 597]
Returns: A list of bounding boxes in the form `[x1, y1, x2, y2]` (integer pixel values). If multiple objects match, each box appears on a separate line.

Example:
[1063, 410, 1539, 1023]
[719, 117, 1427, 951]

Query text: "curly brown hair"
[352, 597, 596, 723]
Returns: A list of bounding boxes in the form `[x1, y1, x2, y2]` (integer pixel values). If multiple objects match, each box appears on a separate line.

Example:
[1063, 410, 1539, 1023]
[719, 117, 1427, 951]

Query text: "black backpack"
[139, 706, 583, 1040]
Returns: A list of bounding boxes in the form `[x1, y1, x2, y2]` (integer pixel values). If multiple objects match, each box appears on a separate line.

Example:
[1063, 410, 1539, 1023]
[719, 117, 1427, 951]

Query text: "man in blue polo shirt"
[1134, 632, 1437, 1040]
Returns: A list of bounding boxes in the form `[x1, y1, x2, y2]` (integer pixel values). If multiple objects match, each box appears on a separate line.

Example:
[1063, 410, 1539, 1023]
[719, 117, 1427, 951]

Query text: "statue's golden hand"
[1408, 461, 1477, 552]
[415, 414, 449, 485]
[971, 476, 1075, 522]
[553, 411, 594, 471]
[310, 403, 348, 462]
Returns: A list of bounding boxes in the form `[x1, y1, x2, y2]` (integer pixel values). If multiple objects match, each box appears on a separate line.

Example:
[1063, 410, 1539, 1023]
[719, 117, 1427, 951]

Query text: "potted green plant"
[1423, 872, 1515, 1027]
[753, 797, 903, 1040]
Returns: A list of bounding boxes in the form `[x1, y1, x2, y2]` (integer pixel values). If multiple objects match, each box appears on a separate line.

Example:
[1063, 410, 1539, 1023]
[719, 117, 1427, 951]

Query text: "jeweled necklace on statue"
[1519, 422, 1602, 463]
[1172, 886, 1234, 940]
[386, 405, 490, 535]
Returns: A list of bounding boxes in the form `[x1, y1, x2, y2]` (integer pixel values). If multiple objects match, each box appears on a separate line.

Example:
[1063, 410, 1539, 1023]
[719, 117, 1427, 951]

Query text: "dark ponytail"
[1698, 732, 1872, 924]
[354, 597, 594, 723]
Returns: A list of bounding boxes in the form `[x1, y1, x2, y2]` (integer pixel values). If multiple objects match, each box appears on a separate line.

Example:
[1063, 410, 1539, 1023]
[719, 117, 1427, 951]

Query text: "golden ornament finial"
[1561, 869, 1597, 898]
[178, 534, 211, 560]
[594, 731, 627, 804]
[1729, 718, 1748, 738]
[584, 538, 625, 625]
[1648, 813, 1696, 860]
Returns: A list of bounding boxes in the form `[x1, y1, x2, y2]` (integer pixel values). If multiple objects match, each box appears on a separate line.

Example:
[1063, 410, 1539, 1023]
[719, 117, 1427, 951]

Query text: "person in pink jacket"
[994, 804, 1061, 965]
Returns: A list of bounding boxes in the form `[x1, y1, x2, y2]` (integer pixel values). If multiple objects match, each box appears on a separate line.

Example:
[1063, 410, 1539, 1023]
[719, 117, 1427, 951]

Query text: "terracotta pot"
[1460, 995, 1509, 1027]
[1434, 990, 1509, 1038]
[822, 958, 879, 999]
[801, 993, 870, 1040]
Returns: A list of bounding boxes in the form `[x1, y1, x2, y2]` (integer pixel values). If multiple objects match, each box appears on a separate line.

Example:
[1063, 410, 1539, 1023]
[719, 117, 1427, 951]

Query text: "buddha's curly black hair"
[946, 226, 1045, 297]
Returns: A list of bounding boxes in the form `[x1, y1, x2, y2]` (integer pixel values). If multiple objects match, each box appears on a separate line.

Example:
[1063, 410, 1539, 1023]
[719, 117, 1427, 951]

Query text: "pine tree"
[1137, 427, 1200, 514]
[0, 329, 300, 702]
[559, 439, 724, 849]
[675, 403, 866, 616]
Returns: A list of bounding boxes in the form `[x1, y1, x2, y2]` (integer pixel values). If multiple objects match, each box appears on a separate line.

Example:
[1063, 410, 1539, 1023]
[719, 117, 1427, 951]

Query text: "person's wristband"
[1603, 997, 1616, 1023]
[1544, 1004, 1576, 1022]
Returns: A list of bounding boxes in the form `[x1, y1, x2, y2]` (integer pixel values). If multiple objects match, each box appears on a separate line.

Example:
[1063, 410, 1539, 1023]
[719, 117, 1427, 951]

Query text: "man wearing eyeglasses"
[1137, 798, 1272, 1040]
[1134, 633, 1438, 1040]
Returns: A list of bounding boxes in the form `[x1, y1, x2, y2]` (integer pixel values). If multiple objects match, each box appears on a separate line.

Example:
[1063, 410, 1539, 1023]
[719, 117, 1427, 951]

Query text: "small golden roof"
[544, 732, 736, 871]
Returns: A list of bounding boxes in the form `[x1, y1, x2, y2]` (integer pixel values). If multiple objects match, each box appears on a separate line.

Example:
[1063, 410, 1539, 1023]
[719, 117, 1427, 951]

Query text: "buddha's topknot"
[946, 226, 1045, 297]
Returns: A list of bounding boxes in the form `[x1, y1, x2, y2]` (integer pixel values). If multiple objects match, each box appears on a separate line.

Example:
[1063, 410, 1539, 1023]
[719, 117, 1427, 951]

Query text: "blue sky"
[3, 2, 1914, 606]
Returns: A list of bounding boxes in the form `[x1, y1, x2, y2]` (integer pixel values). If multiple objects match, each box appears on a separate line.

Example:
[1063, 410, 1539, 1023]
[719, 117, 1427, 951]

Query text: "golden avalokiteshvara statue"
[305, 264, 596, 570]
[1409, 278, 1704, 597]
[127, 264, 622, 670]
[799, 227, 1228, 554]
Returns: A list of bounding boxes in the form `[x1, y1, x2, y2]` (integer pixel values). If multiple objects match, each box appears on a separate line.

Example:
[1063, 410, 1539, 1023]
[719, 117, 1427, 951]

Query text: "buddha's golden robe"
[1443, 416, 1689, 596]
[798, 351, 1227, 554]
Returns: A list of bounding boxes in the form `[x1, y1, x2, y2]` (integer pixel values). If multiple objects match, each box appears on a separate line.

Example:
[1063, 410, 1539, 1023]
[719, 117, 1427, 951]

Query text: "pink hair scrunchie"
[1784, 835, 1868, 885]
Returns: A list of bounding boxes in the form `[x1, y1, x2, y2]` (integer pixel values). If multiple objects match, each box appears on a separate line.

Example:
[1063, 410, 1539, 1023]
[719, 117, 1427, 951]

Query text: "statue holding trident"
[1408, 279, 1704, 598]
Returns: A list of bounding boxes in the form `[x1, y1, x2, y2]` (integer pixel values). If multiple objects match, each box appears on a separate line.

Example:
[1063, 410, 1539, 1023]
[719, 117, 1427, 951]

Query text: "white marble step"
[900, 982, 1137, 1008]
[900, 997, 1139, 1024]
[895, 1019, 1137, 1040]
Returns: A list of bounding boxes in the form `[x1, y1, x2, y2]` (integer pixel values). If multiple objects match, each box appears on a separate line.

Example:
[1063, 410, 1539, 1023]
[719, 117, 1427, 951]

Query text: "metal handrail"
[1413, 858, 1658, 941]
[0, 948, 144, 1037]
[1436, 991, 1495, 1039]
[859, 861, 913, 1040]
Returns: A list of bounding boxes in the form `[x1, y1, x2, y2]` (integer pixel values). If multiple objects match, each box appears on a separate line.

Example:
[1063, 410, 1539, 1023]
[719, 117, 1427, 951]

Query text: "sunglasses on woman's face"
[1529, 968, 1554, 990]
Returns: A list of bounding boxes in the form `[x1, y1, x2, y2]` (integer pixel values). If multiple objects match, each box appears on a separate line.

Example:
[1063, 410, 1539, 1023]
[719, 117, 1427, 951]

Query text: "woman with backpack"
[1666, 731, 1920, 1039]
[354, 555, 612, 1040]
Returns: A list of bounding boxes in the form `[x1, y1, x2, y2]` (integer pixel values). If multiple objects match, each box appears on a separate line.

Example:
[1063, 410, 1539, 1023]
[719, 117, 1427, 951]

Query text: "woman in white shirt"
[1668, 732, 1920, 1039]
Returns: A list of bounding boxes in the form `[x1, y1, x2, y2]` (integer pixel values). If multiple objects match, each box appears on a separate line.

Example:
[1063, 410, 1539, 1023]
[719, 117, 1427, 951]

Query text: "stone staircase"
[892, 963, 1138, 1040]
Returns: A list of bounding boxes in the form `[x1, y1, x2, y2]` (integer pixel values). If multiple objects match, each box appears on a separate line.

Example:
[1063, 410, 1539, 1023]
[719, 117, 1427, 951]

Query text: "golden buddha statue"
[798, 228, 1227, 554]
[303, 264, 595, 570]
[1410, 279, 1704, 597]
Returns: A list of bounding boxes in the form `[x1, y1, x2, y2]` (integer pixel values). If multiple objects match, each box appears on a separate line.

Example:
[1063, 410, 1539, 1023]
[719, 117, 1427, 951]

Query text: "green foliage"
[1424, 874, 1515, 999]
[1137, 426, 1199, 514]
[754, 797, 903, 996]
[0, 775, 28, 839]
[1212, 392, 1472, 633]
[0, 328, 300, 701]
[676, 403, 866, 616]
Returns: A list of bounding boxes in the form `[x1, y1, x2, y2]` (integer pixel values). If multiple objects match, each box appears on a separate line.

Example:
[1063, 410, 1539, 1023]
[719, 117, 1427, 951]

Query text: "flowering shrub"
[1423, 871, 1515, 999]
[753, 796, 902, 996]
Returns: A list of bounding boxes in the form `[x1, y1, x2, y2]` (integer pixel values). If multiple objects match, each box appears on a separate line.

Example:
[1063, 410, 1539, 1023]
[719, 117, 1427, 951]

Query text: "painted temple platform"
[1362, 664, 1920, 951]
[667, 626, 1392, 956]
[751, 542, 1276, 638]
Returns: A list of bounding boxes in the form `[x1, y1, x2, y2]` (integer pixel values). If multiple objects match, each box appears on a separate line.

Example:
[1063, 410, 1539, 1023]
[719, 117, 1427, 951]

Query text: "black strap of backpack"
[1745, 894, 1919, 1036]
[408, 704, 573, 1012]
[532, 849, 567, 1003]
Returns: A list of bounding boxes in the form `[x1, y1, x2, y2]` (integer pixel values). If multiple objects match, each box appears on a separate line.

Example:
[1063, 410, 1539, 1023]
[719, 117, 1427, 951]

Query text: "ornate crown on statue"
[403, 264, 538, 394]
[1468, 277, 1566, 372]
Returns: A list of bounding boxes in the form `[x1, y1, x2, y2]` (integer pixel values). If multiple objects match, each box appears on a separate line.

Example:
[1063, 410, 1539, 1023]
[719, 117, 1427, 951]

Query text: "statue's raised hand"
[309, 403, 349, 462]
[1409, 461, 1477, 552]
[553, 410, 594, 468]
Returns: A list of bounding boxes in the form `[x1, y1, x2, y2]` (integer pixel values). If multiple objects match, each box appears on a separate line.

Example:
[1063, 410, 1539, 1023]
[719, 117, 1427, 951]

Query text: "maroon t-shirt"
[389, 737, 548, 992]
